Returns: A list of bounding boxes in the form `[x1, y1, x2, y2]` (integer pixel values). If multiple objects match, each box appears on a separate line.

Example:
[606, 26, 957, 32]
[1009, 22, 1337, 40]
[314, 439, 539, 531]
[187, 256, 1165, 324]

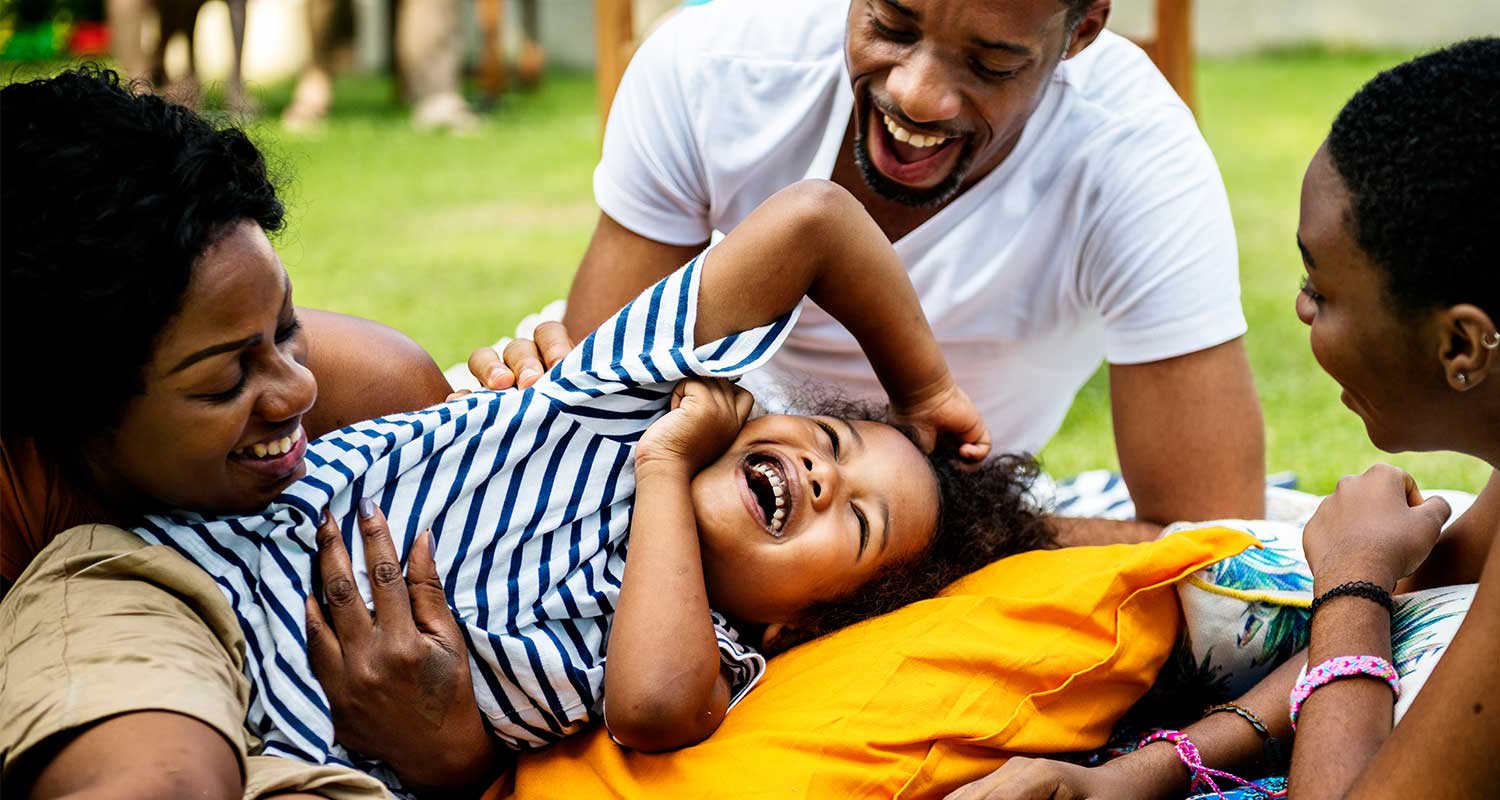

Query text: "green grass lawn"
[6, 50, 1491, 494]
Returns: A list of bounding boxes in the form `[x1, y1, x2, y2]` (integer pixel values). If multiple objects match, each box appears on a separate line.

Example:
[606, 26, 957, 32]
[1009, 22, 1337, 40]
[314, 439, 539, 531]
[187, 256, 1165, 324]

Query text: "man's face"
[844, 0, 1100, 207]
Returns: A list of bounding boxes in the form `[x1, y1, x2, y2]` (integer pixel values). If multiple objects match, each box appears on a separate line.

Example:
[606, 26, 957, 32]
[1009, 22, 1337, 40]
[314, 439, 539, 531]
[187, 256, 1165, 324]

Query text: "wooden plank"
[596, 0, 635, 139]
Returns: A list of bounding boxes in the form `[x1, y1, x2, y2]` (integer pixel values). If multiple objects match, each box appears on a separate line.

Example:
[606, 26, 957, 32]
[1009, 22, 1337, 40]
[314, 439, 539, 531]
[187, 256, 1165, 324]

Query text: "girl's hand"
[944, 757, 1149, 800]
[1302, 464, 1452, 591]
[637, 378, 755, 475]
[890, 376, 991, 464]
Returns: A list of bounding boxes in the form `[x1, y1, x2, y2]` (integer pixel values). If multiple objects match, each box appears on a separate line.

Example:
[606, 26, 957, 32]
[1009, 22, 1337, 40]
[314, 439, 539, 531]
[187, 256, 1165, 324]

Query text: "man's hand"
[1302, 464, 1452, 591]
[889, 375, 992, 464]
[466, 321, 575, 390]
[306, 503, 504, 795]
[636, 378, 755, 475]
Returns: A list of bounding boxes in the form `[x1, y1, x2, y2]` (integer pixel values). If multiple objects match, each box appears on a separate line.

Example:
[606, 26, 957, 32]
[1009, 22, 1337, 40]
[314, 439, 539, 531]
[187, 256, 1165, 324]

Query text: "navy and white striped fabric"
[134, 255, 800, 788]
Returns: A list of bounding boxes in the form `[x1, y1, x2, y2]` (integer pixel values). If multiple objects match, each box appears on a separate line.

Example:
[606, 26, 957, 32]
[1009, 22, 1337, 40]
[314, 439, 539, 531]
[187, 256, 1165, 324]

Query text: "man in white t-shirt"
[475, 0, 1265, 526]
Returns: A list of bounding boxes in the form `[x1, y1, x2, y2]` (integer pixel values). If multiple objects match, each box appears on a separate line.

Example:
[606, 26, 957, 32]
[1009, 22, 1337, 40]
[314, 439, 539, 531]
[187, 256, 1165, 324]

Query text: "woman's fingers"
[314, 509, 372, 648]
[305, 593, 344, 692]
[356, 499, 417, 638]
[502, 339, 547, 388]
[406, 530, 462, 645]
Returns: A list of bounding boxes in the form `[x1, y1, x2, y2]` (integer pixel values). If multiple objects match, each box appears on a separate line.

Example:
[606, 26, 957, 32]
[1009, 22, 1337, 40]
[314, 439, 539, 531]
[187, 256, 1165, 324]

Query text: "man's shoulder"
[654, 0, 846, 70]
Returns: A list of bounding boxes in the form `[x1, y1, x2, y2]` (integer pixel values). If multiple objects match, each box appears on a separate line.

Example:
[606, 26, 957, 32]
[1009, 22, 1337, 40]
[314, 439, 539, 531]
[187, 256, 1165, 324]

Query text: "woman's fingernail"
[519, 367, 540, 385]
[358, 497, 375, 519]
[487, 366, 507, 387]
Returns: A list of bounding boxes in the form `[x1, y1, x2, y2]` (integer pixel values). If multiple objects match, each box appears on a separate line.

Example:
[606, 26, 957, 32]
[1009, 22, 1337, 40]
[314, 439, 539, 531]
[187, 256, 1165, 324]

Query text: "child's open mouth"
[740, 452, 797, 537]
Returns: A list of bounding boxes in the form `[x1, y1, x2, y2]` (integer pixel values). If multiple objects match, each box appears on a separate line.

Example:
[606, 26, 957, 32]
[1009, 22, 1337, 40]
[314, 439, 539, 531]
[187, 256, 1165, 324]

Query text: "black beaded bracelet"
[1310, 580, 1395, 616]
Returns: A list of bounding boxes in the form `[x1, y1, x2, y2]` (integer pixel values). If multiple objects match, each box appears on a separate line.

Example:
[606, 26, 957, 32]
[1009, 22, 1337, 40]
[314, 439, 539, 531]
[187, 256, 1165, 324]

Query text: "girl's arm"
[695, 180, 988, 459]
[604, 379, 753, 752]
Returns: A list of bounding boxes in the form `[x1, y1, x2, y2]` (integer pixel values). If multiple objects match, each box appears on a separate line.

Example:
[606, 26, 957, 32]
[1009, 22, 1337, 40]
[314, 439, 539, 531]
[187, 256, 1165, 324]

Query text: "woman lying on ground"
[116, 173, 1066, 794]
[947, 37, 1500, 800]
[0, 67, 452, 799]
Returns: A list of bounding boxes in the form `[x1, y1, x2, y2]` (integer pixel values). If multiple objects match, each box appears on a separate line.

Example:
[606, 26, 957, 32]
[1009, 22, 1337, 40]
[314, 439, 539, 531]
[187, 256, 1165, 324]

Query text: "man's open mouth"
[866, 105, 966, 188]
[742, 452, 793, 536]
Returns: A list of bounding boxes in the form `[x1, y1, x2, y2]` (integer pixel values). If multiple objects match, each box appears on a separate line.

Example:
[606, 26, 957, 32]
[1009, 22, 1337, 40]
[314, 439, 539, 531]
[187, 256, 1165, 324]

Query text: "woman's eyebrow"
[169, 333, 262, 374]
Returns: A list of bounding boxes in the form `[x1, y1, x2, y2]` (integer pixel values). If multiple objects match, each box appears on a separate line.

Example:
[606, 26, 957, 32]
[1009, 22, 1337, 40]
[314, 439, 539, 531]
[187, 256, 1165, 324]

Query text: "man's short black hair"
[1, 66, 285, 454]
[1326, 38, 1500, 319]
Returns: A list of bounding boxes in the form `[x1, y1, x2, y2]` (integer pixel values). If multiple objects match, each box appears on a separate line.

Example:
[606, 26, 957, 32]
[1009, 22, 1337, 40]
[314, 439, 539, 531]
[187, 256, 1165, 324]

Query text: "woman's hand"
[944, 757, 1151, 800]
[1302, 464, 1452, 590]
[637, 378, 755, 474]
[306, 503, 504, 795]
[889, 375, 992, 464]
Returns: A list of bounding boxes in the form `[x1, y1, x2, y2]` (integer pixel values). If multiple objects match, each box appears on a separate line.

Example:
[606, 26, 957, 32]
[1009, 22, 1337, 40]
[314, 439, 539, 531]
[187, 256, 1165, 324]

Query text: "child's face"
[689, 414, 940, 628]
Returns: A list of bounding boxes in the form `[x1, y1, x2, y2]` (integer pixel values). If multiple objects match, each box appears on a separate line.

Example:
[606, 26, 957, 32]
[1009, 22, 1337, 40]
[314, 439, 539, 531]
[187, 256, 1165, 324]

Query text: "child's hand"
[637, 378, 755, 475]
[890, 376, 991, 464]
[944, 757, 1151, 800]
[1302, 464, 1451, 591]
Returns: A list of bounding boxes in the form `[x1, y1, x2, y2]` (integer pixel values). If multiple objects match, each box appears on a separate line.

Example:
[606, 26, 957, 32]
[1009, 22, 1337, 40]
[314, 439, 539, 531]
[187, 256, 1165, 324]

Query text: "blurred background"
[2, 0, 1496, 494]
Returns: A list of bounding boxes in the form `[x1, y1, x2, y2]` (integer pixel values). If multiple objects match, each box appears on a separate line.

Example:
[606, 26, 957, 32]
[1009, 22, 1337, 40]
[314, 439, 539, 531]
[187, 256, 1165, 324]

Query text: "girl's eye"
[1299, 276, 1325, 305]
[817, 420, 842, 459]
[853, 504, 870, 555]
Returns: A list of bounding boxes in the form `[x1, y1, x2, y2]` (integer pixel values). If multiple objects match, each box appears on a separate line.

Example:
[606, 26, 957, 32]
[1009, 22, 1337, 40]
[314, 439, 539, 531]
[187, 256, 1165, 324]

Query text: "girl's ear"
[1438, 304, 1498, 390]
[760, 622, 817, 656]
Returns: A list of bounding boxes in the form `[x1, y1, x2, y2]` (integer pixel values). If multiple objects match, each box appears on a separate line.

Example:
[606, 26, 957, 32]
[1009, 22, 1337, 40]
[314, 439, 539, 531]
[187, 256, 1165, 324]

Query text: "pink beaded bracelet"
[1288, 655, 1401, 730]
[1137, 729, 1281, 799]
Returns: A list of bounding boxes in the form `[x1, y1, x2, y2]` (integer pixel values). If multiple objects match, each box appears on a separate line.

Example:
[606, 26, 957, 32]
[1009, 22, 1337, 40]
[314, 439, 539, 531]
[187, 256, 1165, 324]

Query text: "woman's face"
[1295, 143, 1451, 453]
[689, 414, 940, 629]
[93, 220, 317, 514]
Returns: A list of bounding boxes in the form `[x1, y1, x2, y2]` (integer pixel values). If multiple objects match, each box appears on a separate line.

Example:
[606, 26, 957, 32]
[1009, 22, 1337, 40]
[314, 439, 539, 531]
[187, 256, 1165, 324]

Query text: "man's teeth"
[239, 427, 302, 459]
[883, 113, 948, 149]
[751, 462, 789, 534]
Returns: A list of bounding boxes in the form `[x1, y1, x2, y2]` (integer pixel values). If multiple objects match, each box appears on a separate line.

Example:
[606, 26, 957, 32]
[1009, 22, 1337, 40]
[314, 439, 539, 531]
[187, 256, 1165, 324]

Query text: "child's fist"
[637, 378, 755, 475]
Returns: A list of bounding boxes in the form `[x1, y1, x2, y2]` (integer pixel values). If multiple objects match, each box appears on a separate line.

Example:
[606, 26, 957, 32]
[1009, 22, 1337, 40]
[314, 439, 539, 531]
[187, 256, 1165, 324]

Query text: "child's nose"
[802, 454, 840, 511]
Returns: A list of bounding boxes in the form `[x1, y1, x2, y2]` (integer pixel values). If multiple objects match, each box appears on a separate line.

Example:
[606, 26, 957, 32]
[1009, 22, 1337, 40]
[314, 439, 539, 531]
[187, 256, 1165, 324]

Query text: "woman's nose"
[259, 353, 318, 424]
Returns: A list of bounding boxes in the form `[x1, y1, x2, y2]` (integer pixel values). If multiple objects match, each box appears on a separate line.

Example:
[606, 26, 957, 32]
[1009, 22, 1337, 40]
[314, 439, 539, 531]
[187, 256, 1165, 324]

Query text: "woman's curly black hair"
[1326, 37, 1499, 319]
[0, 66, 285, 453]
[764, 397, 1055, 654]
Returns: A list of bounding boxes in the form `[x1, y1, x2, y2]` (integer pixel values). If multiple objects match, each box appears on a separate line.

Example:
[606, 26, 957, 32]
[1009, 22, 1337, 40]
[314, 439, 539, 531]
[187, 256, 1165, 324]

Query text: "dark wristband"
[1310, 580, 1395, 616]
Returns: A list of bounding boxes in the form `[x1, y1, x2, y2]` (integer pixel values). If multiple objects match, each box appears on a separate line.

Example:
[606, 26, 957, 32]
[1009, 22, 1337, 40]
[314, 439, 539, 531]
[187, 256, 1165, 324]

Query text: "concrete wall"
[170, 0, 1500, 82]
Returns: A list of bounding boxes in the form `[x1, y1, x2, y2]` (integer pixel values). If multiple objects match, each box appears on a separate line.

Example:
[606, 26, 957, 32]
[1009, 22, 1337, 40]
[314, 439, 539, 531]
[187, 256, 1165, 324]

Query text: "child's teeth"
[253, 443, 268, 458]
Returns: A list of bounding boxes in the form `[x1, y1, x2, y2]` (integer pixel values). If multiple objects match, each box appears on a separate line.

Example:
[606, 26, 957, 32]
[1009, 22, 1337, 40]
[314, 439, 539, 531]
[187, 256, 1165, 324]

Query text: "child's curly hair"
[765, 397, 1056, 654]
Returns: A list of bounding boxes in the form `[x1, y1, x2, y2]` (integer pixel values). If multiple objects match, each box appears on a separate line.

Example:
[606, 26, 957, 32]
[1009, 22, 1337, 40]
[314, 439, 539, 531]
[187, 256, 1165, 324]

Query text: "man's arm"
[299, 308, 453, 438]
[1110, 337, 1266, 526]
[563, 212, 708, 338]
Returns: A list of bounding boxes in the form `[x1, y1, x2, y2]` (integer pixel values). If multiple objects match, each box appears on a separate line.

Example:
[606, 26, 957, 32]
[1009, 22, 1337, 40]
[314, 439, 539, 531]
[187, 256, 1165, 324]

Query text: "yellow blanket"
[492, 526, 1254, 799]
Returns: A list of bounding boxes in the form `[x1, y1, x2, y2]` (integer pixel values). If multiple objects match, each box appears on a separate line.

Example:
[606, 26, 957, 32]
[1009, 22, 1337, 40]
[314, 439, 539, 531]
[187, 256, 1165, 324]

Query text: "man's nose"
[885, 48, 962, 124]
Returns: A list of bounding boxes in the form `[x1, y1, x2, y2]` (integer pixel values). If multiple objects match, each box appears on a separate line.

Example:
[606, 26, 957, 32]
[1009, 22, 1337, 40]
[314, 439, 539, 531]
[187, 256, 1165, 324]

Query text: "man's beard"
[852, 115, 973, 209]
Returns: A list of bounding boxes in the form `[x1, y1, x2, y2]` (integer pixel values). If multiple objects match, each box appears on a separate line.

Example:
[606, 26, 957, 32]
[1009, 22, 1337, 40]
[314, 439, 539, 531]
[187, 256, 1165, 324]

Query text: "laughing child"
[134, 180, 1053, 791]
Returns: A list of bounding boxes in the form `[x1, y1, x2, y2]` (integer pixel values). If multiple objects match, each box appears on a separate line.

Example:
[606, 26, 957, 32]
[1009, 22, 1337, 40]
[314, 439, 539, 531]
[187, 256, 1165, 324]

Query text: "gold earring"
[1483, 330, 1500, 350]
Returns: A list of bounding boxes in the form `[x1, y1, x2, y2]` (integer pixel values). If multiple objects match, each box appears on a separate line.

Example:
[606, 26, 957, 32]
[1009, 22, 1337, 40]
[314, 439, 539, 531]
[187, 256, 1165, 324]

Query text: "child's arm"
[695, 180, 989, 460]
[604, 378, 754, 752]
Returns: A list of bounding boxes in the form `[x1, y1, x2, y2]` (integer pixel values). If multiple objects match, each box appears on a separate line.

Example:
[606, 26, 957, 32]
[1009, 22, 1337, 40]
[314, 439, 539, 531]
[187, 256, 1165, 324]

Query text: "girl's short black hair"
[766, 399, 1054, 654]
[1326, 37, 1499, 319]
[1, 66, 285, 452]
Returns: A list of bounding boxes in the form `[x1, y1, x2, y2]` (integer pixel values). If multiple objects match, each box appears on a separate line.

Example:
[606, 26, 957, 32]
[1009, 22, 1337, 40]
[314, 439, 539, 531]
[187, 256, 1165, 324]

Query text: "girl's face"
[690, 414, 940, 629]
[90, 220, 318, 515]
[1295, 143, 1452, 453]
